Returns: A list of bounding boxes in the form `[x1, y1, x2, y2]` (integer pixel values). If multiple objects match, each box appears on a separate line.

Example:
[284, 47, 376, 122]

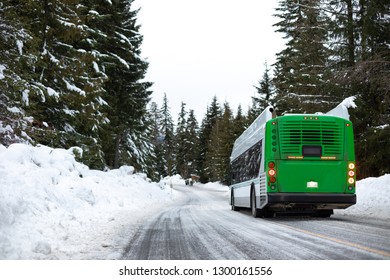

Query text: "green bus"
[229, 106, 356, 218]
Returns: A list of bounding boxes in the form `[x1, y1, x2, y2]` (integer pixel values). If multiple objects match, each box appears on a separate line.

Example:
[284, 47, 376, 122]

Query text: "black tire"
[313, 210, 333, 218]
[231, 192, 239, 211]
[263, 208, 275, 218]
[251, 188, 262, 218]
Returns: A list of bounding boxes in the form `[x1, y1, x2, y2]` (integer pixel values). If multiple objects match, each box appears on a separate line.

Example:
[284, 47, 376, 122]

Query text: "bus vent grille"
[279, 120, 344, 157]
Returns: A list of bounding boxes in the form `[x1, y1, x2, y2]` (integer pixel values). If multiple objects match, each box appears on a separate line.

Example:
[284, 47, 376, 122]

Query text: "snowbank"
[0, 144, 180, 259]
[337, 174, 390, 221]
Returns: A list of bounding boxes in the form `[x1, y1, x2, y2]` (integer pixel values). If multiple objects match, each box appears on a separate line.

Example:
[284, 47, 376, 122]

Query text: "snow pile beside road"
[0, 144, 178, 260]
[338, 174, 390, 221]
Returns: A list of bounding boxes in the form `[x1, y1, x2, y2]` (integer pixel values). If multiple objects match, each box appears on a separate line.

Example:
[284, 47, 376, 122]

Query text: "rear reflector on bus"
[321, 156, 337, 160]
[287, 156, 304, 159]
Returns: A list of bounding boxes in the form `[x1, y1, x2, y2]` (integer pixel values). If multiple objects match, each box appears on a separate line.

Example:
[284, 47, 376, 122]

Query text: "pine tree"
[185, 109, 200, 178]
[82, 0, 152, 169]
[149, 101, 165, 179]
[198, 96, 222, 182]
[0, 0, 107, 167]
[325, 0, 389, 178]
[326, 0, 357, 69]
[0, 0, 35, 145]
[160, 93, 175, 176]
[253, 62, 274, 111]
[273, 0, 336, 114]
[206, 102, 235, 184]
[233, 105, 247, 140]
[349, 0, 390, 178]
[175, 102, 188, 177]
[248, 62, 275, 124]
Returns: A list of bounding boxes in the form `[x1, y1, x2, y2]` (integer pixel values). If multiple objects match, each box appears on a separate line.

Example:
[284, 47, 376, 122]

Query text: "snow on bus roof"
[278, 97, 356, 120]
[230, 106, 274, 161]
[325, 96, 356, 120]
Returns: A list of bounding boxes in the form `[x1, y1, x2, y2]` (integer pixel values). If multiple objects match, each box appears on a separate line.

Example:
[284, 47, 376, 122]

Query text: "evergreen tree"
[185, 109, 200, 178]
[159, 93, 175, 176]
[326, 0, 357, 69]
[273, 0, 336, 114]
[1, 0, 107, 167]
[325, 0, 389, 178]
[86, 0, 152, 169]
[253, 62, 274, 111]
[175, 102, 188, 177]
[149, 101, 165, 179]
[206, 102, 235, 184]
[348, 0, 390, 178]
[233, 105, 247, 140]
[198, 96, 221, 182]
[248, 62, 275, 124]
[0, 0, 36, 145]
[1, 0, 153, 172]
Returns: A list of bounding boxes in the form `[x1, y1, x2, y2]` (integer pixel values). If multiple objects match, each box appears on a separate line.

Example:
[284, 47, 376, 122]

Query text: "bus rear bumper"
[267, 193, 356, 210]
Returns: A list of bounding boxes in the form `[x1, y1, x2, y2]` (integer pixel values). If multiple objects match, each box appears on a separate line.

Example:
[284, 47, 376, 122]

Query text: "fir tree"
[84, 0, 152, 169]
[273, 0, 336, 114]
[0, 0, 35, 144]
[185, 109, 200, 178]
[233, 105, 247, 140]
[149, 101, 165, 179]
[198, 96, 221, 182]
[349, 0, 390, 178]
[175, 102, 188, 178]
[1, 0, 107, 167]
[325, 0, 389, 178]
[248, 62, 275, 124]
[206, 102, 235, 184]
[159, 93, 175, 176]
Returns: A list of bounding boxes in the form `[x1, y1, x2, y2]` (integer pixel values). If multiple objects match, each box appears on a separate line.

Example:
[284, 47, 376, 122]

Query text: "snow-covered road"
[122, 184, 390, 260]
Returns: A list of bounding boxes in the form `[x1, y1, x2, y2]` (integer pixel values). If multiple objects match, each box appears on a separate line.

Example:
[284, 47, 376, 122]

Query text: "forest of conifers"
[0, 0, 389, 183]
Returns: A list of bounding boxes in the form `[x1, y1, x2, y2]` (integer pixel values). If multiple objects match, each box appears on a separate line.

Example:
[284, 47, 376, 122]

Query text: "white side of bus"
[230, 143, 267, 209]
[229, 106, 274, 210]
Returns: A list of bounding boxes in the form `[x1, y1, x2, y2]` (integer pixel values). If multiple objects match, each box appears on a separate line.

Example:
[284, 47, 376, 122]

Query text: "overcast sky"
[133, 0, 285, 123]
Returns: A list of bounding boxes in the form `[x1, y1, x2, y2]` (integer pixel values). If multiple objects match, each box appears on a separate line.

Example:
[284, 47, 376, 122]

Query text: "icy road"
[122, 184, 390, 260]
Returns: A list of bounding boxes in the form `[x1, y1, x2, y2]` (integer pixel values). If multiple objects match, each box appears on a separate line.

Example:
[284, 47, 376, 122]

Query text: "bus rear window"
[302, 145, 322, 157]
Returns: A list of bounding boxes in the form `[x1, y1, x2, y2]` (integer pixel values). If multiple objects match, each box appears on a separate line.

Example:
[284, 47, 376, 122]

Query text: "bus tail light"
[347, 162, 356, 187]
[268, 161, 276, 185]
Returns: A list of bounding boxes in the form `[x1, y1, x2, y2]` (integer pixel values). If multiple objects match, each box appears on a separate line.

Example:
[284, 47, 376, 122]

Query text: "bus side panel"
[232, 183, 251, 208]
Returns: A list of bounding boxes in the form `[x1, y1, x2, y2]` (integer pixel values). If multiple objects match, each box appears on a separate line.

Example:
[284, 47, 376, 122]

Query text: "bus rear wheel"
[251, 188, 274, 218]
[251, 188, 262, 218]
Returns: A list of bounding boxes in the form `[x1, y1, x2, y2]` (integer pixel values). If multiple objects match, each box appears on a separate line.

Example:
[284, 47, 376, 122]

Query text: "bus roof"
[230, 106, 274, 162]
